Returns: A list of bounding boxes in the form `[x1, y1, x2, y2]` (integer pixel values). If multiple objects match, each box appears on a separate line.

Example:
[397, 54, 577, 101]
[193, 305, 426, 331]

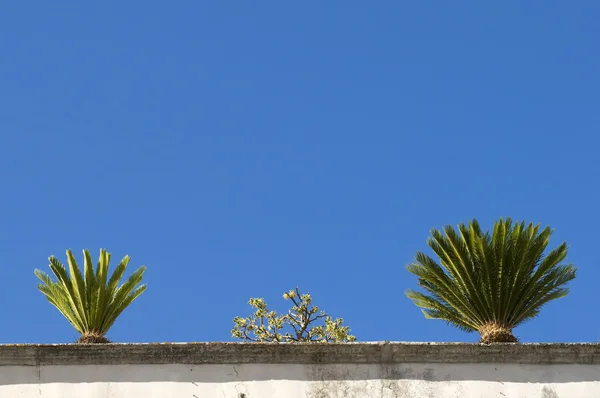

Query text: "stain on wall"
[304, 364, 455, 398]
[541, 385, 560, 398]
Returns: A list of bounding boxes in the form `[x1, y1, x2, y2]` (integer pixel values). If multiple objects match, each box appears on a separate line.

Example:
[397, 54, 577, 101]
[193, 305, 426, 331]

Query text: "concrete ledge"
[0, 342, 599, 366]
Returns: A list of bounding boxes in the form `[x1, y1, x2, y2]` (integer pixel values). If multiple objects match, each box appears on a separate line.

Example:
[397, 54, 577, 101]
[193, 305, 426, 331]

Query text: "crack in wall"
[232, 365, 249, 398]
[36, 354, 41, 397]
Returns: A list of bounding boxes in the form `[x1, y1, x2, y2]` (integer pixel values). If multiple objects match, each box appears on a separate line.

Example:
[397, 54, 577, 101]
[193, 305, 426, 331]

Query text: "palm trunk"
[478, 322, 518, 344]
[77, 331, 110, 344]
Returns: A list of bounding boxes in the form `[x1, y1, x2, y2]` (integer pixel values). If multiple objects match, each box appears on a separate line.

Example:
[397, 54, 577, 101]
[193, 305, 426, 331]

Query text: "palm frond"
[99, 265, 146, 333]
[66, 250, 88, 331]
[47, 256, 87, 329]
[100, 283, 147, 333]
[406, 218, 577, 338]
[407, 252, 486, 328]
[35, 248, 147, 341]
[83, 249, 96, 313]
[35, 269, 84, 333]
[92, 249, 110, 328]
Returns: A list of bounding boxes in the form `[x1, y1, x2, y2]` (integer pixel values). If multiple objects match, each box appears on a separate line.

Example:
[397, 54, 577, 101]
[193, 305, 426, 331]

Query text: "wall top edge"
[0, 342, 598, 366]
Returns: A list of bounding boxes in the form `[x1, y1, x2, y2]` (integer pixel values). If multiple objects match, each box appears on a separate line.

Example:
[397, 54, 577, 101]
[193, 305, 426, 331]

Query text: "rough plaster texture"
[0, 343, 598, 398]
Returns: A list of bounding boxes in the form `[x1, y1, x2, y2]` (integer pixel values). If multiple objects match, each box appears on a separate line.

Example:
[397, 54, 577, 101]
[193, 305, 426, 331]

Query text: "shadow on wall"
[1, 363, 598, 385]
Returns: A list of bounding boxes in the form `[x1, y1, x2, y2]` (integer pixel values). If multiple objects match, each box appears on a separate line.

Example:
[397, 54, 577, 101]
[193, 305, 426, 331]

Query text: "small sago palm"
[35, 248, 147, 344]
[406, 218, 576, 344]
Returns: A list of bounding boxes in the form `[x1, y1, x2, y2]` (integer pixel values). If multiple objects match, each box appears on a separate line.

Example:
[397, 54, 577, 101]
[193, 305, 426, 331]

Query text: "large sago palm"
[35, 249, 147, 344]
[406, 218, 576, 344]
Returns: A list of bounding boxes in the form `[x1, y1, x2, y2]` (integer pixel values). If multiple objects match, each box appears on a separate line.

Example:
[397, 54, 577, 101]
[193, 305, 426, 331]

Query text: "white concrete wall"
[1, 362, 598, 398]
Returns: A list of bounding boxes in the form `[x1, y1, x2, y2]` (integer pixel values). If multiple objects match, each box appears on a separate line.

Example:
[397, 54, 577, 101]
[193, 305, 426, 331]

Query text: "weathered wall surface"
[0, 343, 598, 398]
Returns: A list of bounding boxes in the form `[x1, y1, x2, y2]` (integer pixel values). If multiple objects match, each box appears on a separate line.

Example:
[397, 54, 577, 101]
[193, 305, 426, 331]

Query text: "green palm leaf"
[35, 248, 147, 344]
[405, 217, 576, 343]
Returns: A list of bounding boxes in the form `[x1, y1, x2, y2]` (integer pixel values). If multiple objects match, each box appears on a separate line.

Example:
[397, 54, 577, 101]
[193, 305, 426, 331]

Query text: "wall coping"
[0, 342, 598, 366]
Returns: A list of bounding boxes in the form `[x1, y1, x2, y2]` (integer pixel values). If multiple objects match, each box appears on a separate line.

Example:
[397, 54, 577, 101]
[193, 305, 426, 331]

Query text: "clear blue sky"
[1, 2, 598, 344]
